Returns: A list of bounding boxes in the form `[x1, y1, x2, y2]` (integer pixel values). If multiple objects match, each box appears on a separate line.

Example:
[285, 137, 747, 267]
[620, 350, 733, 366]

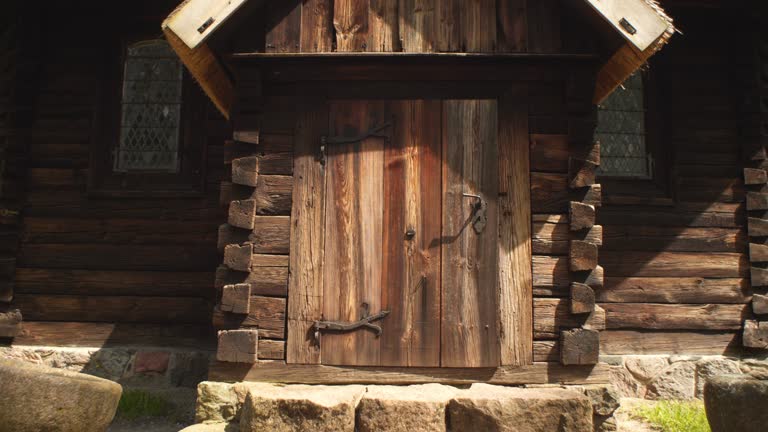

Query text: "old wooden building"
[1, 0, 767, 385]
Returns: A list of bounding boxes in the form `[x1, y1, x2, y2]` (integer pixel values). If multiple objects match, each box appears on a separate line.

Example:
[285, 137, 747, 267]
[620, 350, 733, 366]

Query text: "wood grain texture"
[600, 330, 740, 355]
[209, 361, 611, 385]
[496, 0, 527, 52]
[265, 1, 302, 53]
[534, 298, 605, 340]
[461, 0, 496, 52]
[498, 90, 532, 366]
[602, 303, 750, 331]
[334, 0, 370, 51]
[322, 100, 384, 366]
[598, 277, 751, 304]
[399, 0, 436, 52]
[212, 296, 287, 339]
[369, 0, 399, 52]
[602, 226, 744, 253]
[380, 100, 442, 367]
[216, 265, 288, 297]
[286, 100, 327, 364]
[441, 99, 499, 367]
[435, 0, 459, 52]
[600, 252, 748, 278]
[301, 0, 334, 52]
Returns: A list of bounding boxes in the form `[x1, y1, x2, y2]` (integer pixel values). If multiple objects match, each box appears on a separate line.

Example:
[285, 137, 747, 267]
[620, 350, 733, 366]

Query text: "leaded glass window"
[596, 73, 651, 178]
[115, 40, 183, 173]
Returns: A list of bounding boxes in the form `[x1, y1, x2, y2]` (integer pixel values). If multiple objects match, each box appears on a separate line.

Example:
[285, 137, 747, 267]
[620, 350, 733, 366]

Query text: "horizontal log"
[602, 226, 744, 253]
[533, 256, 603, 296]
[602, 303, 750, 330]
[13, 321, 217, 350]
[677, 177, 744, 203]
[599, 277, 751, 304]
[600, 251, 748, 278]
[214, 265, 288, 297]
[16, 244, 220, 272]
[212, 296, 287, 339]
[532, 223, 601, 255]
[533, 340, 559, 362]
[217, 218, 290, 254]
[13, 294, 212, 324]
[600, 330, 740, 355]
[208, 362, 611, 385]
[258, 339, 286, 360]
[530, 134, 568, 173]
[749, 217, 768, 237]
[232, 153, 293, 187]
[568, 159, 598, 189]
[14, 268, 214, 297]
[20, 218, 218, 245]
[531, 173, 600, 213]
[251, 175, 293, 216]
[533, 298, 605, 340]
[224, 139, 294, 164]
[598, 204, 743, 228]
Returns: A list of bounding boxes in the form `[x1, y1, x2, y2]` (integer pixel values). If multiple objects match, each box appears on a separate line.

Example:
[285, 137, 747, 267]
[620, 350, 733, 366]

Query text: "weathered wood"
[250, 254, 289, 268]
[570, 240, 598, 271]
[228, 200, 256, 229]
[598, 204, 743, 228]
[215, 265, 288, 297]
[602, 303, 750, 330]
[560, 329, 599, 366]
[212, 296, 287, 339]
[601, 330, 740, 355]
[251, 175, 293, 216]
[442, 99, 499, 367]
[753, 267, 768, 287]
[231, 154, 293, 186]
[461, 0, 496, 52]
[569, 160, 598, 189]
[217, 218, 290, 254]
[369, 0, 399, 52]
[569, 202, 595, 231]
[0, 308, 21, 338]
[221, 284, 251, 314]
[602, 226, 744, 253]
[749, 218, 768, 237]
[301, 0, 334, 52]
[533, 256, 604, 295]
[533, 223, 602, 255]
[380, 100, 441, 367]
[530, 135, 568, 172]
[570, 283, 595, 314]
[533, 340, 558, 362]
[258, 339, 286, 360]
[265, 1, 301, 53]
[398, 0, 436, 52]
[208, 361, 612, 385]
[534, 298, 605, 340]
[217, 329, 259, 363]
[531, 173, 601, 213]
[752, 294, 768, 315]
[744, 168, 768, 185]
[498, 89, 533, 366]
[747, 192, 768, 211]
[223, 244, 252, 272]
[601, 252, 748, 278]
[496, 0, 527, 52]
[743, 320, 768, 349]
[599, 277, 751, 304]
[333, 0, 369, 51]
[285, 99, 327, 363]
[751, 243, 768, 262]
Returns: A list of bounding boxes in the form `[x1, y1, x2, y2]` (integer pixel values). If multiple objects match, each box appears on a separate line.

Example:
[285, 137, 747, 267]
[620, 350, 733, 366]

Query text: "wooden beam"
[560, 329, 599, 366]
[743, 320, 768, 349]
[217, 329, 259, 363]
[744, 168, 768, 185]
[0, 309, 21, 338]
[570, 240, 598, 271]
[749, 218, 768, 237]
[221, 284, 251, 314]
[208, 361, 611, 385]
[570, 282, 595, 314]
[570, 202, 595, 231]
[601, 330, 740, 355]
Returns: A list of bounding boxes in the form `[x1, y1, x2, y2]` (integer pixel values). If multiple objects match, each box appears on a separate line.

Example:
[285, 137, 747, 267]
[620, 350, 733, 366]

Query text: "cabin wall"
[6, 2, 226, 348]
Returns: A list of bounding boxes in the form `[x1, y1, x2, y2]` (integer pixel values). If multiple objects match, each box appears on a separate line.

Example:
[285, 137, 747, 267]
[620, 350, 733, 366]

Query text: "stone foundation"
[601, 354, 768, 400]
[0, 345, 213, 388]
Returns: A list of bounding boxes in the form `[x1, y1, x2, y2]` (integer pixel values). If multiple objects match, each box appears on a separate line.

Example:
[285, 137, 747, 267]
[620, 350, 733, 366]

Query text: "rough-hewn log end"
[560, 328, 599, 365]
[217, 329, 259, 363]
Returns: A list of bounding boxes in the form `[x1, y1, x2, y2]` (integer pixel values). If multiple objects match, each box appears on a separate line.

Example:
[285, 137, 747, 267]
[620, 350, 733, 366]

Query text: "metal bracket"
[619, 18, 637, 36]
[313, 304, 391, 346]
[319, 121, 393, 166]
[463, 193, 488, 234]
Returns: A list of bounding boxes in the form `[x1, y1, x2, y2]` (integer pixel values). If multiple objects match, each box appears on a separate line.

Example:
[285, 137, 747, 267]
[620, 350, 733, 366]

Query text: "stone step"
[199, 381, 602, 432]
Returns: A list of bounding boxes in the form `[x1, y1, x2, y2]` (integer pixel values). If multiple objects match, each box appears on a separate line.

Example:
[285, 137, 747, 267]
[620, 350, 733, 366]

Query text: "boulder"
[196, 382, 241, 423]
[695, 357, 741, 398]
[704, 375, 768, 432]
[448, 383, 593, 432]
[239, 383, 365, 432]
[646, 361, 695, 400]
[577, 385, 620, 416]
[623, 356, 668, 384]
[357, 384, 459, 432]
[0, 358, 122, 432]
[608, 366, 645, 399]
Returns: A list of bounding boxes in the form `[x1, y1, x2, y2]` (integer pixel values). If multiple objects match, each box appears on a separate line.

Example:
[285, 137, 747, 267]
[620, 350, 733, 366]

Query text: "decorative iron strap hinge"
[313, 304, 391, 346]
[319, 121, 393, 166]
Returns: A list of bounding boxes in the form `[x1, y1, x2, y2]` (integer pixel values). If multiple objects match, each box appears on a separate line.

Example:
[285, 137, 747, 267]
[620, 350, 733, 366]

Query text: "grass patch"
[633, 400, 711, 432]
[116, 389, 171, 420]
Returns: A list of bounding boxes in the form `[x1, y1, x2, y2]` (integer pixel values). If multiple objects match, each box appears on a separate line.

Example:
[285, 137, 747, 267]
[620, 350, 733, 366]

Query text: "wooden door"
[296, 98, 500, 367]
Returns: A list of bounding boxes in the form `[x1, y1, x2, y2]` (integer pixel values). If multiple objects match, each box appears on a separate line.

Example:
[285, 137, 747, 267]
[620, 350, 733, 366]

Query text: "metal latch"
[463, 193, 488, 234]
[320, 121, 393, 165]
[619, 18, 637, 35]
[198, 17, 216, 34]
[313, 303, 390, 345]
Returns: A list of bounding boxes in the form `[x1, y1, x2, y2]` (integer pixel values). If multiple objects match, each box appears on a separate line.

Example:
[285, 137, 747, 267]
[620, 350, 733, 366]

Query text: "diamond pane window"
[115, 40, 183, 173]
[596, 73, 650, 178]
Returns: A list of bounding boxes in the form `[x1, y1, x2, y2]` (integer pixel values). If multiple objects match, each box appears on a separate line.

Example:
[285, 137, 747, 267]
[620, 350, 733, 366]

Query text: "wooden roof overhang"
[162, 0, 675, 119]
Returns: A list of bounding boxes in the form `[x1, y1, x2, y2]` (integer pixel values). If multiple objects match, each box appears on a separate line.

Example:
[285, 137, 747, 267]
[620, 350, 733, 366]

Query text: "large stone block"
[448, 383, 593, 432]
[357, 384, 459, 432]
[695, 357, 741, 398]
[0, 358, 122, 432]
[239, 383, 365, 432]
[646, 361, 696, 400]
[704, 375, 768, 432]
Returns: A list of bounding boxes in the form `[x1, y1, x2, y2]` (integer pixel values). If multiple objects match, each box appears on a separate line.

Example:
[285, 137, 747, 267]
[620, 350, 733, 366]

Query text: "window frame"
[89, 33, 207, 198]
[598, 68, 673, 204]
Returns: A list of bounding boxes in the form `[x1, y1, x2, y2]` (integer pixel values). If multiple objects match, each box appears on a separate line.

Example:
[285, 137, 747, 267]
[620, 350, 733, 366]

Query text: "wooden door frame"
[285, 83, 533, 368]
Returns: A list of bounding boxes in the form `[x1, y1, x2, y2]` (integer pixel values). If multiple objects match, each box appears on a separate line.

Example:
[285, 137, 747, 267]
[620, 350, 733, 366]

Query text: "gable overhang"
[161, 0, 675, 117]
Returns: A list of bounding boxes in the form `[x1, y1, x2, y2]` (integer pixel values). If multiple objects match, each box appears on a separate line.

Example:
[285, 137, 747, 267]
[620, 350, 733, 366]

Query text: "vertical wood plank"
[498, 87, 533, 365]
[398, 0, 436, 52]
[322, 101, 384, 366]
[381, 100, 442, 367]
[265, 1, 302, 53]
[497, 0, 527, 52]
[286, 100, 326, 364]
[369, 0, 400, 52]
[301, 0, 334, 52]
[334, 0, 370, 51]
[461, 0, 497, 52]
[526, 0, 561, 54]
[436, 0, 460, 52]
[441, 100, 500, 367]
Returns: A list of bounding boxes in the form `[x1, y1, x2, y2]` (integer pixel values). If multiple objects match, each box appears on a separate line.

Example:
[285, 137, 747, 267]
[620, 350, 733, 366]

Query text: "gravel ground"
[107, 386, 197, 432]
[616, 398, 661, 432]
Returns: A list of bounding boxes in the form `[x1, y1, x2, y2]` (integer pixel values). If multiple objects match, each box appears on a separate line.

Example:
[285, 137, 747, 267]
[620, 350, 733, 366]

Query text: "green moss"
[633, 400, 711, 432]
[116, 389, 171, 420]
